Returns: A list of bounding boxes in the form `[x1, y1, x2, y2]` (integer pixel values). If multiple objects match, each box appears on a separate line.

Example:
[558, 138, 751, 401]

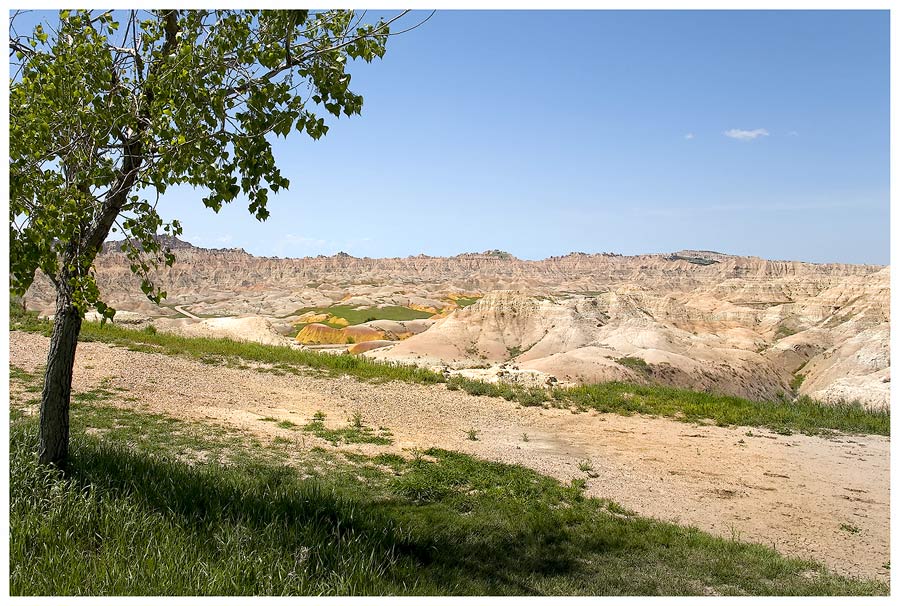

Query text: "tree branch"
[82, 9, 181, 259]
[223, 10, 409, 100]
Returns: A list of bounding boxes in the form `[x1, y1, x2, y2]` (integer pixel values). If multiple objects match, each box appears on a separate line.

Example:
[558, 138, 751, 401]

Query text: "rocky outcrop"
[373, 283, 889, 408]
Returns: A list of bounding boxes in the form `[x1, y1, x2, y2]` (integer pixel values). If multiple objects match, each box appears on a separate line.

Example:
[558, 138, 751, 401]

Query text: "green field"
[8, 365, 887, 596]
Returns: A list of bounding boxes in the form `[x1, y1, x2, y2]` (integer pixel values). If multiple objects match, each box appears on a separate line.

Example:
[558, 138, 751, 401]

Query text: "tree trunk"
[38, 291, 83, 466]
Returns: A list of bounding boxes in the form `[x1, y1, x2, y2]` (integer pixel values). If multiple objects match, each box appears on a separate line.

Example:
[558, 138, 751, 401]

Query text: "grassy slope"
[8, 366, 887, 596]
[10, 306, 888, 436]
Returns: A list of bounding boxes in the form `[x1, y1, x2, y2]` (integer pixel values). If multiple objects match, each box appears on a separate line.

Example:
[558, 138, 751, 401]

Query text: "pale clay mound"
[25, 243, 889, 407]
[372, 285, 890, 408]
[154, 316, 293, 347]
[10, 331, 889, 581]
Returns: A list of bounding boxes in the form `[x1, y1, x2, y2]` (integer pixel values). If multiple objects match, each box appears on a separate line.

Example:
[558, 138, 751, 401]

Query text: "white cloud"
[684, 133, 695, 140]
[723, 128, 769, 141]
[787, 130, 799, 136]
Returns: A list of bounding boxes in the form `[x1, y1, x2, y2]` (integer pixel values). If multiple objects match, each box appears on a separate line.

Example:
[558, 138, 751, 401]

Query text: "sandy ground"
[10, 331, 890, 582]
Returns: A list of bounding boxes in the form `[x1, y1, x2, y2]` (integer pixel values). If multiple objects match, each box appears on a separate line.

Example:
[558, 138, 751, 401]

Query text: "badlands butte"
[25, 238, 890, 409]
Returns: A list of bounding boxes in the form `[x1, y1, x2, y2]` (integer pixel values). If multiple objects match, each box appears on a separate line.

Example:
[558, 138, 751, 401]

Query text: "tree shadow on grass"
[59, 438, 585, 595]
[14, 425, 886, 597]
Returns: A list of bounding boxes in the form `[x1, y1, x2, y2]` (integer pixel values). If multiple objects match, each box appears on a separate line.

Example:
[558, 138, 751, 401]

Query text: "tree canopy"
[10, 9, 407, 317]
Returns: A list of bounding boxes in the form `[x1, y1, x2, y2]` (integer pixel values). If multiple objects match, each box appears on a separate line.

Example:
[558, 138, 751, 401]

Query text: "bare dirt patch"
[10, 330, 889, 581]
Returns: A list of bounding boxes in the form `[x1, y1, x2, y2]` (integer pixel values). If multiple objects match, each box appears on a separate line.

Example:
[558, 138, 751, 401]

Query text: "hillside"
[23, 241, 890, 407]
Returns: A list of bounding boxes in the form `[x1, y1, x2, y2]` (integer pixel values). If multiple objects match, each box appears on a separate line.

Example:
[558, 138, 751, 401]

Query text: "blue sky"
[21, 10, 893, 264]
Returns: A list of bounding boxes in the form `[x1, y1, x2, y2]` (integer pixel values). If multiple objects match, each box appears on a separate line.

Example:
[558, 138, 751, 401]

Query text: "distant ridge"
[98, 238, 884, 267]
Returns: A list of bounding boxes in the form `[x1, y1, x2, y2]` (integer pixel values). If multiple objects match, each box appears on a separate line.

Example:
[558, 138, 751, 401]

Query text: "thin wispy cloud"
[723, 128, 769, 141]
[684, 133, 695, 140]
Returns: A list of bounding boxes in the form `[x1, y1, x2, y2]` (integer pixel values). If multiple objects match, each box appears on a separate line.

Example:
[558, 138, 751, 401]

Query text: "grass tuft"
[302, 414, 393, 446]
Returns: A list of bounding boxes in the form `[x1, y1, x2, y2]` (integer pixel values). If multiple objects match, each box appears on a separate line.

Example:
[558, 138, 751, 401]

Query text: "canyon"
[24, 239, 890, 408]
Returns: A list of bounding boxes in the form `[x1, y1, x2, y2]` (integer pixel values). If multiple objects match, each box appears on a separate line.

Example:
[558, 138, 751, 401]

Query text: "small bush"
[350, 410, 363, 429]
[616, 356, 651, 374]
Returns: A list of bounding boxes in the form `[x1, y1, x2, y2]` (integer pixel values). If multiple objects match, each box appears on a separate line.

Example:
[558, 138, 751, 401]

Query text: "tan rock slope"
[373, 278, 889, 407]
[23, 240, 889, 407]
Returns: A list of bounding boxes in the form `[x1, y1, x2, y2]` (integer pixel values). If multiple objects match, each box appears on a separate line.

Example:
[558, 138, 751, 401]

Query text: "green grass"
[446, 376, 550, 407]
[11, 306, 888, 436]
[11, 306, 443, 386]
[256, 414, 392, 446]
[10, 365, 44, 392]
[775, 325, 799, 339]
[447, 375, 888, 437]
[8, 375, 886, 595]
[552, 382, 889, 436]
[452, 296, 481, 308]
[292, 304, 434, 328]
[302, 413, 393, 446]
[616, 356, 652, 374]
[506, 345, 524, 359]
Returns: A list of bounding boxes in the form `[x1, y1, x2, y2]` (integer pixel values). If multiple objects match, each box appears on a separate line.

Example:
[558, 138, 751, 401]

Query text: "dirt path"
[10, 331, 890, 581]
[172, 305, 201, 320]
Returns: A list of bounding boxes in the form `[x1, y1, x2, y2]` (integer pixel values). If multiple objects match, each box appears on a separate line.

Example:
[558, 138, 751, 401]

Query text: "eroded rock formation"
[23, 240, 889, 407]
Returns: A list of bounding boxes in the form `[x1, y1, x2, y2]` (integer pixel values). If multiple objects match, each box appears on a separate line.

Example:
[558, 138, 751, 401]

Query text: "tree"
[10, 9, 410, 465]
